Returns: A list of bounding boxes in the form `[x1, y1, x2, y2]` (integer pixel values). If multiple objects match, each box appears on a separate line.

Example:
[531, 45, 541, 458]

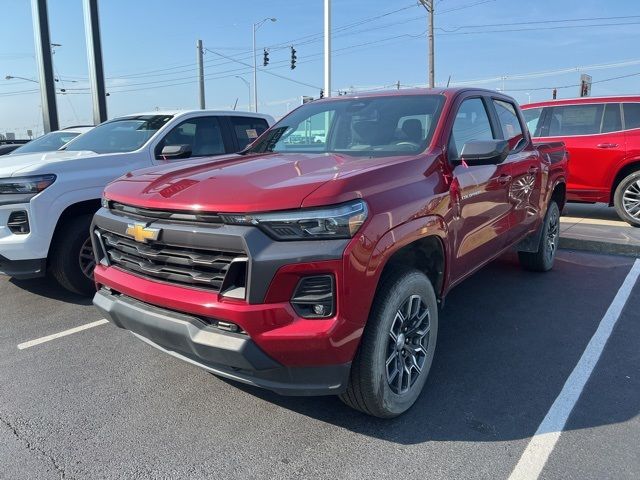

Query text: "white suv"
[0, 110, 273, 294]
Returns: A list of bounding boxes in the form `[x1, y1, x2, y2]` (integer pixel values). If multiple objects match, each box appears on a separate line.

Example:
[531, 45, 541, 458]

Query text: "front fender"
[365, 214, 449, 295]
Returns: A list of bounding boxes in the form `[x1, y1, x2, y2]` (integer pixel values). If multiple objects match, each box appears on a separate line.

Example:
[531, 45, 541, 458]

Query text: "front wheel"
[518, 200, 560, 272]
[49, 214, 96, 296]
[340, 267, 438, 418]
[613, 171, 640, 227]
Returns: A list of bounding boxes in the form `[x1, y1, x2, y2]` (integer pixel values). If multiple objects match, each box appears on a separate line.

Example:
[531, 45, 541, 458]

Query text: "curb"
[559, 236, 640, 257]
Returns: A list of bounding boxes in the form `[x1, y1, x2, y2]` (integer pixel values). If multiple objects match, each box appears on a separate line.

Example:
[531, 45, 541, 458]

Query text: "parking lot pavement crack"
[0, 412, 70, 479]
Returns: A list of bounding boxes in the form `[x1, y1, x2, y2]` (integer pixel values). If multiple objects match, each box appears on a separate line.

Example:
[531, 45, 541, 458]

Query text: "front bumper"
[0, 202, 51, 264]
[0, 254, 46, 279]
[94, 288, 350, 396]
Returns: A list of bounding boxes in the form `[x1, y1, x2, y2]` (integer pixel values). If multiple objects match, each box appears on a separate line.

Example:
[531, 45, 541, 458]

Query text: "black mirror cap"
[459, 140, 509, 166]
[160, 144, 192, 159]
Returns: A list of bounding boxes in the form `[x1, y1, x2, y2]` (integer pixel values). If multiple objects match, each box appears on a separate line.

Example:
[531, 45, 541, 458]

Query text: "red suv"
[522, 96, 640, 226]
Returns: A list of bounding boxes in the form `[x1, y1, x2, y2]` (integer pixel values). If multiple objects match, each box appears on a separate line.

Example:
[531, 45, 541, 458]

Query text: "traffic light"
[552, 88, 557, 99]
[290, 46, 297, 70]
[263, 49, 269, 67]
[580, 80, 589, 97]
[319, 89, 324, 99]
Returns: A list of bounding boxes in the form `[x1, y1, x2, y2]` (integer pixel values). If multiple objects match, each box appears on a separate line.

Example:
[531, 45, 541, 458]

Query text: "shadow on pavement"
[9, 277, 92, 306]
[221, 252, 637, 445]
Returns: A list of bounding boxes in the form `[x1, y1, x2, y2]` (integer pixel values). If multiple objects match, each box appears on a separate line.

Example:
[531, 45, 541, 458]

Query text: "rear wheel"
[518, 200, 560, 272]
[340, 267, 438, 418]
[613, 171, 640, 227]
[49, 214, 96, 296]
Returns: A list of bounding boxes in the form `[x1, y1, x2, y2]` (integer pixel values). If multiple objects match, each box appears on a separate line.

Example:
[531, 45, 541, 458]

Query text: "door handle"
[497, 174, 512, 185]
[596, 143, 618, 148]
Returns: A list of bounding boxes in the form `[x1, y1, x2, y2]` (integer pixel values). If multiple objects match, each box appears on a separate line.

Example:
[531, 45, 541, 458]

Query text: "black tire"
[518, 201, 560, 272]
[49, 214, 96, 296]
[340, 267, 438, 418]
[613, 171, 640, 227]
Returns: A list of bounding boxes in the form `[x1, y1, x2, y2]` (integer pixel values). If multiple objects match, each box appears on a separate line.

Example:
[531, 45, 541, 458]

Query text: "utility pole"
[197, 39, 205, 109]
[83, 0, 107, 124]
[324, 0, 331, 97]
[419, 0, 435, 88]
[31, 0, 58, 132]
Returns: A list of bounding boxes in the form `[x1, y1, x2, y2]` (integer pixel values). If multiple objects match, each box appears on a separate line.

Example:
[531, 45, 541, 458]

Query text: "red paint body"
[97, 88, 567, 368]
[522, 96, 640, 204]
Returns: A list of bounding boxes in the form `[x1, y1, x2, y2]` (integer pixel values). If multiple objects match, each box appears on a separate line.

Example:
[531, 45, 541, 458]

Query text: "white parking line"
[17, 319, 109, 350]
[509, 259, 640, 480]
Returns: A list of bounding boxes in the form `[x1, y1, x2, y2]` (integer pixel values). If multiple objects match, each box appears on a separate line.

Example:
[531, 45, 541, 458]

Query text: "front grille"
[110, 202, 223, 224]
[98, 229, 245, 292]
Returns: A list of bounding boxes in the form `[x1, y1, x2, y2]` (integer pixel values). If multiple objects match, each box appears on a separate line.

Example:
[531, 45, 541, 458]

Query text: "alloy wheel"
[386, 295, 431, 395]
[622, 180, 640, 220]
[79, 237, 96, 280]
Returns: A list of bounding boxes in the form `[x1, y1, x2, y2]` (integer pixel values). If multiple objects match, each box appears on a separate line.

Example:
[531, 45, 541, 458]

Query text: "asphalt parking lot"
[1, 250, 638, 480]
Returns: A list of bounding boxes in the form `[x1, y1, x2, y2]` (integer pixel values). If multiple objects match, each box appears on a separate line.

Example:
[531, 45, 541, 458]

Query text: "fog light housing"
[291, 275, 334, 319]
[7, 210, 29, 234]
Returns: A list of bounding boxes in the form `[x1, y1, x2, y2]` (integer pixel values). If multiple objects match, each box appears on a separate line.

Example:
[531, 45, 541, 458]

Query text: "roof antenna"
[232, 98, 238, 111]
[446, 75, 451, 87]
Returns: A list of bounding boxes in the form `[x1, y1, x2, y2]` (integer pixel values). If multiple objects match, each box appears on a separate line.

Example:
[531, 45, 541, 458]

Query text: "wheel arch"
[609, 159, 640, 205]
[367, 215, 448, 303]
[551, 180, 567, 211]
[48, 199, 101, 258]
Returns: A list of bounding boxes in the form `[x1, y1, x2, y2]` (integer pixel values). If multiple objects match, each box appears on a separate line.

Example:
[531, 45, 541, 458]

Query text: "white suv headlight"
[0, 174, 56, 204]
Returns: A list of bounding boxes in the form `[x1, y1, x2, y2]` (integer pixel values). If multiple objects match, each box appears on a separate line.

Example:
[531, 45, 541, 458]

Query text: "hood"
[104, 152, 415, 213]
[0, 150, 100, 177]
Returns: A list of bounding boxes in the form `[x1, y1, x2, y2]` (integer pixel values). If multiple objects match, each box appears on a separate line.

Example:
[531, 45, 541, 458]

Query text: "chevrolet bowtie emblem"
[125, 223, 160, 243]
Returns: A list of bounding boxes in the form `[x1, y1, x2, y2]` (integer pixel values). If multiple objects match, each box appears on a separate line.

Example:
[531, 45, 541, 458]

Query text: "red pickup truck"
[92, 88, 567, 417]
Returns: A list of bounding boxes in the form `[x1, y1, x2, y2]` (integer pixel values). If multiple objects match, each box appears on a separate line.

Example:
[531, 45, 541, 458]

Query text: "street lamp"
[5, 75, 38, 83]
[234, 76, 251, 111]
[6, 75, 68, 93]
[253, 17, 276, 112]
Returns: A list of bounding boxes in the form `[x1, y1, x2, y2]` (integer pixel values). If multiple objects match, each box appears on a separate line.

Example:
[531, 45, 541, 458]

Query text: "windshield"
[63, 115, 172, 154]
[246, 94, 445, 157]
[11, 131, 82, 154]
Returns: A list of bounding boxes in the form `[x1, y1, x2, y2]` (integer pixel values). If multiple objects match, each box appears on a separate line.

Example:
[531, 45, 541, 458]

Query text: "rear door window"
[601, 103, 622, 133]
[548, 104, 604, 136]
[229, 116, 269, 150]
[623, 103, 640, 130]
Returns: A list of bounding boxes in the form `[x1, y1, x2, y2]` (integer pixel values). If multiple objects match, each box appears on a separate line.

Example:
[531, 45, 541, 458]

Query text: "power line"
[438, 20, 640, 35]
[502, 71, 640, 92]
[204, 47, 321, 89]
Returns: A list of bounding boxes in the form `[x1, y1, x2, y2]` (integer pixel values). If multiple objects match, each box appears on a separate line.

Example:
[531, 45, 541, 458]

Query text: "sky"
[1, 0, 640, 138]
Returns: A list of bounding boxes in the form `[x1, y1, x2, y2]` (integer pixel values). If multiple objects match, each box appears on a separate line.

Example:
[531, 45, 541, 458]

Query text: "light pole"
[234, 76, 251, 111]
[252, 17, 276, 112]
[324, 0, 331, 98]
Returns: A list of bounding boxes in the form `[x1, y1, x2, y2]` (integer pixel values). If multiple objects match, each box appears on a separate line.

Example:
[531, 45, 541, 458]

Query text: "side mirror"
[159, 144, 192, 159]
[458, 140, 509, 166]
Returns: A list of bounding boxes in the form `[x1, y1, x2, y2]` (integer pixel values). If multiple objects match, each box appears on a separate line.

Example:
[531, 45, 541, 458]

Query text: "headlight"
[0, 174, 56, 204]
[101, 196, 110, 209]
[221, 199, 368, 240]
